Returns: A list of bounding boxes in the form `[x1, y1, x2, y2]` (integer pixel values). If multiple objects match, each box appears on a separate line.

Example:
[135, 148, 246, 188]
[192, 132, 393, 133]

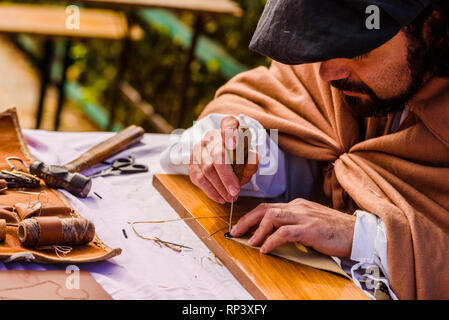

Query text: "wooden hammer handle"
[64, 125, 145, 173]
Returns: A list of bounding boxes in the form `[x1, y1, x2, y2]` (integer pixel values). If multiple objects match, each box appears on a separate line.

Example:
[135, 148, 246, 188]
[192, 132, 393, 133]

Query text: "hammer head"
[30, 161, 92, 198]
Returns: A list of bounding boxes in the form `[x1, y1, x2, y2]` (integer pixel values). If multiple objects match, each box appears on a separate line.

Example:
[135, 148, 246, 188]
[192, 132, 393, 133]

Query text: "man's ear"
[424, 8, 444, 45]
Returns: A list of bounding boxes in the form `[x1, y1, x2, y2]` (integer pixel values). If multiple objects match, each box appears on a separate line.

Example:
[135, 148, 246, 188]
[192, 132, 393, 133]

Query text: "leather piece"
[14, 202, 72, 220]
[0, 270, 112, 300]
[230, 235, 350, 279]
[35, 216, 63, 247]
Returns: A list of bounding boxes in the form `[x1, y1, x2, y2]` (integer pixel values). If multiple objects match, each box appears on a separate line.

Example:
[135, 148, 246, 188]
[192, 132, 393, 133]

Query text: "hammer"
[29, 125, 145, 198]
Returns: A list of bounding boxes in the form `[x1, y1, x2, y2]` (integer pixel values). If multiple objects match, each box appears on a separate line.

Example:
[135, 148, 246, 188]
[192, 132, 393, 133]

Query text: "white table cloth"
[0, 129, 251, 300]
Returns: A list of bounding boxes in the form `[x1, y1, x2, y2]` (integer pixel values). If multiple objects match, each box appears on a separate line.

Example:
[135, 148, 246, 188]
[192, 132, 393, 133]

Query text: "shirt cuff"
[350, 210, 379, 261]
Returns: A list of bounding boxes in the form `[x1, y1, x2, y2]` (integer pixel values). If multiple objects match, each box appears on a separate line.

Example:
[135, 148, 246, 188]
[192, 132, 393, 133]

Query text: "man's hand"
[189, 116, 259, 204]
[230, 198, 356, 258]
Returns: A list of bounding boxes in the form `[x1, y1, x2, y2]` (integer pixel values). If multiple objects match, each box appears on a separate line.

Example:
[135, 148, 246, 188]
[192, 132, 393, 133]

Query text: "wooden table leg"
[54, 39, 72, 131]
[35, 39, 55, 129]
[107, 11, 134, 131]
[173, 14, 203, 128]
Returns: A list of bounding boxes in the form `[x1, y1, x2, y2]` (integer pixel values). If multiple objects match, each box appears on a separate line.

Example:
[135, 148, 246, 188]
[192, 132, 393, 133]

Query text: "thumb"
[221, 116, 239, 150]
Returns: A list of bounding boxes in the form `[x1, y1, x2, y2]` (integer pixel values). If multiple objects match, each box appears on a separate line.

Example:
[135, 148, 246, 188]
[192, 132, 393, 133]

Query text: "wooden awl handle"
[64, 125, 145, 173]
[229, 127, 251, 184]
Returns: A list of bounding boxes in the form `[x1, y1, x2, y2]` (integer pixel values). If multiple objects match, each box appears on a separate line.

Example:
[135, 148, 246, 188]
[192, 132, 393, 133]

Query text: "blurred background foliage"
[62, 0, 271, 130]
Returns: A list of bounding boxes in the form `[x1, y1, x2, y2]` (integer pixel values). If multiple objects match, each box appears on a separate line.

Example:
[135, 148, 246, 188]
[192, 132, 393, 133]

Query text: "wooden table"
[153, 174, 368, 300]
[0, 4, 127, 39]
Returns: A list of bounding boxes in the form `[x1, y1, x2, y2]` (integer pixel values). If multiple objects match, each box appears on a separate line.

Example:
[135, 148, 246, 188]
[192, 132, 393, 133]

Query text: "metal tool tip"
[224, 232, 233, 239]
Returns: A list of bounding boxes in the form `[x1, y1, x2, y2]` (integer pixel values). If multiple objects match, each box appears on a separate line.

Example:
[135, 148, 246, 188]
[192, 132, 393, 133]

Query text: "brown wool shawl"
[199, 61, 449, 300]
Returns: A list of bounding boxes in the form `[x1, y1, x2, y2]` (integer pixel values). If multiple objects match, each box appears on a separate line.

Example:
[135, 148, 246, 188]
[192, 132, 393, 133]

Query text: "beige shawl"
[200, 61, 449, 300]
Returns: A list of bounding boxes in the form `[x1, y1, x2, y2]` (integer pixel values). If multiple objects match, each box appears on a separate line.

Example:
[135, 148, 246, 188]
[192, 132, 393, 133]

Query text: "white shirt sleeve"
[349, 210, 397, 300]
[159, 113, 287, 198]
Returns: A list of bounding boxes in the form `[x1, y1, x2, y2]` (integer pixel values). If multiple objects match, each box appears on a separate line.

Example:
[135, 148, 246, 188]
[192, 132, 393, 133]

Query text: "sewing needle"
[228, 196, 234, 234]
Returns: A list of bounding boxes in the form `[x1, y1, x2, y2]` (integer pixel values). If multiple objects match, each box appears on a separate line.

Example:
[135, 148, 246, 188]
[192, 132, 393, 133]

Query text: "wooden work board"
[153, 174, 368, 300]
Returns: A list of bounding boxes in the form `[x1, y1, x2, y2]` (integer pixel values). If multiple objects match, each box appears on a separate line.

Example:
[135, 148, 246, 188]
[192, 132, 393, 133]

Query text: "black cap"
[249, 0, 433, 65]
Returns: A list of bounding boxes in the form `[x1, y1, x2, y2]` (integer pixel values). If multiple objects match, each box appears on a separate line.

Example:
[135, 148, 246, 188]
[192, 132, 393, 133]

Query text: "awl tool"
[225, 127, 251, 239]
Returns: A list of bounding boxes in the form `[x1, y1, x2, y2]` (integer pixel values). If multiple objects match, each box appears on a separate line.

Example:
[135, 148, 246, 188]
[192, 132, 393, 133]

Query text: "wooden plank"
[153, 174, 368, 300]
[76, 0, 243, 17]
[0, 4, 127, 39]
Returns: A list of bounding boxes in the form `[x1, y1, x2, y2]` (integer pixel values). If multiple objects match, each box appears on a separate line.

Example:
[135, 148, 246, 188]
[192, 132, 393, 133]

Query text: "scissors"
[89, 156, 148, 178]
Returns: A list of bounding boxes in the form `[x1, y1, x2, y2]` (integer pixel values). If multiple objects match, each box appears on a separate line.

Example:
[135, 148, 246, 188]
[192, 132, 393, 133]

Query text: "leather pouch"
[0, 109, 121, 263]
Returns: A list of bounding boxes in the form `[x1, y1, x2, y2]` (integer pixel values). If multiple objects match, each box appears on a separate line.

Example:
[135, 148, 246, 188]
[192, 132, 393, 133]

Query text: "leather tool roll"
[0, 109, 121, 263]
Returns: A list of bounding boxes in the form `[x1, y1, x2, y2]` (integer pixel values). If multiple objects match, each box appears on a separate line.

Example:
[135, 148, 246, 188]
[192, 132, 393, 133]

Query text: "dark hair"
[404, 1, 449, 77]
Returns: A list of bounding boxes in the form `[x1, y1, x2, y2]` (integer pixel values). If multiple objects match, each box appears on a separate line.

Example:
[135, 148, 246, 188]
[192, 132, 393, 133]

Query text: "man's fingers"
[248, 207, 300, 246]
[247, 208, 279, 246]
[230, 204, 267, 237]
[260, 225, 305, 254]
[190, 164, 226, 204]
[212, 149, 240, 197]
[231, 203, 285, 238]
[201, 148, 233, 202]
[221, 116, 239, 150]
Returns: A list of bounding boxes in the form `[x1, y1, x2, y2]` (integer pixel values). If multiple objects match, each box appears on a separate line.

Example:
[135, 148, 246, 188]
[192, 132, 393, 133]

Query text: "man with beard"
[160, 0, 449, 299]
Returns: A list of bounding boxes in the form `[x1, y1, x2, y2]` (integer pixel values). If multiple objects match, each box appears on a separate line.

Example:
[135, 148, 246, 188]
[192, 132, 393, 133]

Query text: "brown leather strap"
[0, 219, 6, 242]
[35, 216, 63, 246]
[14, 203, 72, 220]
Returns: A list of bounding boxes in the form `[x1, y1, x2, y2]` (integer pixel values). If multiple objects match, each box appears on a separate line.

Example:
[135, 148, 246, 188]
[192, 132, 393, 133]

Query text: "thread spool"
[0, 219, 6, 242]
[18, 217, 95, 248]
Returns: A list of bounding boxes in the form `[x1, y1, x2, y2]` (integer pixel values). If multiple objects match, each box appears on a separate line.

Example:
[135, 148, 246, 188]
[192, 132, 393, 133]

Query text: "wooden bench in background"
[0, 3, 132, 130]
[76, 0, 242, 17]
[71, 0, 243, 130]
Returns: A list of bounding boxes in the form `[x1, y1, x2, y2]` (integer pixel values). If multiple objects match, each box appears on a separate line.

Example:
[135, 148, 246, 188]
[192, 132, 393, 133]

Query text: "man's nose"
[319, 60, 351, 82]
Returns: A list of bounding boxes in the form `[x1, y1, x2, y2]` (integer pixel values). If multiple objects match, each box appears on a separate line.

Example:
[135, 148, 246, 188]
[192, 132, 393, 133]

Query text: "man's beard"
[330, 34, 431, 118]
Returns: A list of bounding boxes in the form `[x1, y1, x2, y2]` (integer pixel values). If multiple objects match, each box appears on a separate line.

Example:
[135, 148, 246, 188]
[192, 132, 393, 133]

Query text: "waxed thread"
[13, 191, 87, 257]
[22, 190, 49, 217]
[130, 216, 229, 252]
